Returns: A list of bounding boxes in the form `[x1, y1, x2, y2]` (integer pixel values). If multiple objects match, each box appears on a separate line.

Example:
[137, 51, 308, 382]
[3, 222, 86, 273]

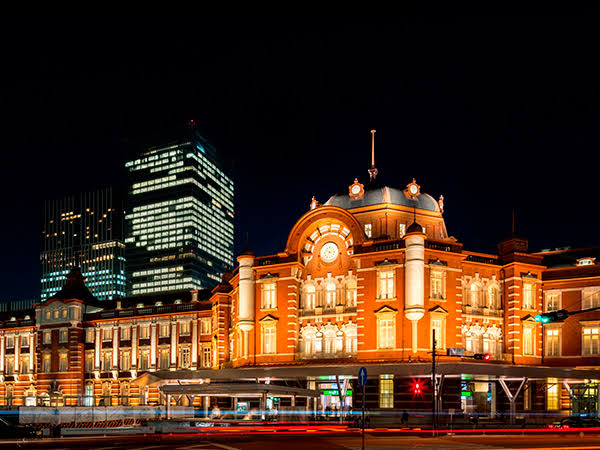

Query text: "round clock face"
[351, 184, 361, 195]
[320, 242, 339, 263]
[409, 184, 418, 195]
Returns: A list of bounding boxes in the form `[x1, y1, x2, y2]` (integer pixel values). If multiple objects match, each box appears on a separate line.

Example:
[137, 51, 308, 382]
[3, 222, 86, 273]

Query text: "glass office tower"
[124, 131, 234, 295]
[40, 188, 127, 301]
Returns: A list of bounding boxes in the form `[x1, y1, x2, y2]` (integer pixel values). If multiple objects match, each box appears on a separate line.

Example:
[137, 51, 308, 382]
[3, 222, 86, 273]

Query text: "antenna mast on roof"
[368, 129, 378, 182]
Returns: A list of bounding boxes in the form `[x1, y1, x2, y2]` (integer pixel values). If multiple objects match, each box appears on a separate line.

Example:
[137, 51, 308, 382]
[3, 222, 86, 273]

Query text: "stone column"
[238, 253, 256, 344]
[112, 326, 119, 369]
[14, 334, 20, 374]
[170, 321, 177, 368]
[150, 323, 157, 369]
[29, 333, 35, 372]
[95, 327, 101, 370]
[191, 319, 198, 369]
[403, 226, 426, 353]
[131, 325, 138, 368]
[0, 336, 4, 372]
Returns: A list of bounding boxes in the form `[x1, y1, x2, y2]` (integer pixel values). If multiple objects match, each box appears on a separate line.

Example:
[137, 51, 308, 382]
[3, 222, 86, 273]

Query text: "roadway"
[4, 432, 600, 449]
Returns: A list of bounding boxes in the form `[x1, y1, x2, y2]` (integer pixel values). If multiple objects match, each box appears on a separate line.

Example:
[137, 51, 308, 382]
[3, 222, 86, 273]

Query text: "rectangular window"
[399, 223, 406, 238]
[378, 318, 395, 349]
[180, 347, 191, 368]
[42, 354, 51, 373]
[546, 293, 560, 312]
[547, 378, 559, 410]
[522, 282, 534, 309]
[121, 327, 131, 340]
[202, 346, 212, 368]
[430, 271, 444, 299]
[85, 352, 94, 372]
[59, 353, 68, 372]
[378, 270, 395, 299]
[85, 329, 94, 343]
[159, 324, 170, 337]
[139, 349, 149, 370]
[582, 326, 600, 355]
[431, 319, 444, 349]
[379, 375, 394, 408]
[523, 326, 534, 356]
[59, 329, 68, 343]
[201, 318, 211, 335]
[6, 336, 14, 348]
[102, 351, 112, 371]
[262, 282, 277, 309]
[180, 322, 190, 336]
[5, 356, 14, 374]
[20, 355, 29, 373]
[103, 328, 112, 341]
[364, 223, 372, 238]
[262, 326, 276, 354]
[43, 331, 52, 344]
[546, 328, 560, 356]
[159, 348, 169, 369]
[583, 289, 600, 309]
[120, 350, 131, 370]
[21, 335, 29, 348]
[139, 325, 150, 339]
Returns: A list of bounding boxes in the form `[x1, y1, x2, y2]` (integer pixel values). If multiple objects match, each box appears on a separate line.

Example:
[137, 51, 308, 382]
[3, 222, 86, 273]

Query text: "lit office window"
[59, 353, 68, 372]
[378, 270, 395, 299]
[582, 326, 600, 355]
[546, 328, 560, 356]
[262, 282, 277, 309]
[379, 375, 394, 408]
[547, 378, 560, 410]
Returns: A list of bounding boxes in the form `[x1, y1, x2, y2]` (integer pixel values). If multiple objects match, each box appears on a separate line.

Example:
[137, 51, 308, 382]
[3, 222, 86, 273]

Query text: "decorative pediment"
[260, 272, 278, 280]
[521, 314, 537, 322]
[374, 305, 398, 315]
[429, 258, 448, 267]
[375, 258, 398, 266]
[259, 314, 279, 323]
[428, 305, 448, 315]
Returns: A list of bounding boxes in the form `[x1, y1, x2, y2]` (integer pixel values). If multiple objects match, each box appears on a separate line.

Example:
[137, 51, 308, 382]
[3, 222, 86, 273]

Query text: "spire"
[368, 129, 378, 182]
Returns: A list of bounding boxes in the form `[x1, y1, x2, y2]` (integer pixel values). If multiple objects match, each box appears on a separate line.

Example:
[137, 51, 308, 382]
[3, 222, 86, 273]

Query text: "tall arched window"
[325, 282, 336, 308]
[470, 284, 481, 308]
[346, 279, 357, 307]
[303, 284, 316, 310]
[488, 286, 499, 309]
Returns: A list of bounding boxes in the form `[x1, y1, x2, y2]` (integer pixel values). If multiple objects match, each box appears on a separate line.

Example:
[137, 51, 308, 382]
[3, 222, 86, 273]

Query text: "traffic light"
[473, 353, 491, 360]
[534, 309, 569, 323]
[410, 378, 424, 397]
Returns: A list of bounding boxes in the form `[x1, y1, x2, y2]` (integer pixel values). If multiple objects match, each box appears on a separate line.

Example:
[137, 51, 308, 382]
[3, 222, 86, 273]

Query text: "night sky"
[1, 10, 599, 300]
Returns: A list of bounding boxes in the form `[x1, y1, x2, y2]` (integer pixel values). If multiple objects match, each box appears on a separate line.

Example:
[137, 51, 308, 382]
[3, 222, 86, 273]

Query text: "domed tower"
[237, 247, 255, 357]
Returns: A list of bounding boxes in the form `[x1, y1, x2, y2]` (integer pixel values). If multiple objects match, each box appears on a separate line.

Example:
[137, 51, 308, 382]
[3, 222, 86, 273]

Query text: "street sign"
[446, 348, 465, 357]
[358, 366, 368, 386]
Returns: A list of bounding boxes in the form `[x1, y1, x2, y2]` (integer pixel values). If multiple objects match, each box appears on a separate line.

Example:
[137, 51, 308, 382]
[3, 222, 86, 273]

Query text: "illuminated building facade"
[124, 130, 234, 296]
[40, 189, 126, 301]
[3, 155, 599, 425]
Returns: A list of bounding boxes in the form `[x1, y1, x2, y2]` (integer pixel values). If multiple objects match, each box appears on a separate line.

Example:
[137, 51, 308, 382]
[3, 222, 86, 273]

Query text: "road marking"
[210, 443, 240, 450]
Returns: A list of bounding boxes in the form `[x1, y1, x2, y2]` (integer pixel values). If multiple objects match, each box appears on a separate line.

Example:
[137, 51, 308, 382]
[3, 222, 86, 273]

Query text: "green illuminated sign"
[461, 391, 471, 397]
[322, 390, 353, 396]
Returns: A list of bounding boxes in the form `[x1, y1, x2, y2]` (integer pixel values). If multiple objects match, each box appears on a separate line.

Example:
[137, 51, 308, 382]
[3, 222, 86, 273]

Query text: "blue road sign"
[358, 366, 368, 386]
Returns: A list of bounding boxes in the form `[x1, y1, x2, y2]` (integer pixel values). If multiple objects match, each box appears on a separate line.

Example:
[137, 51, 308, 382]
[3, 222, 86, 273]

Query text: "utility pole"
[432, 329, 437, 434]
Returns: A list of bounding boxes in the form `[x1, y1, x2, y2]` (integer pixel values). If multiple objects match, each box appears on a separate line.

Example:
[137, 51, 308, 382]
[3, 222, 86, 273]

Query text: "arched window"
[346, 279, 357, 307]
[303, 284, 316, 310]
[84, 383, 94, 407]
[342, 322, 358, 354]
[470, 284, 481, 308]
[323, 325, 337, 354]
[488, 286, 499, 309]
[325, 283, 336, 308]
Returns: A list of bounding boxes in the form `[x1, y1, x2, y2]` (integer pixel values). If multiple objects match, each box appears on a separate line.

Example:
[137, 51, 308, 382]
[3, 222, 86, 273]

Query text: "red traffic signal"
[410, 378, 424, 397]
[473, 353, 491, 360]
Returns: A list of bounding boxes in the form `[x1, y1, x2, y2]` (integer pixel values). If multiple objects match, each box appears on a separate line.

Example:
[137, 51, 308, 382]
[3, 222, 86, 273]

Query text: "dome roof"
[324, 186, 440, 213]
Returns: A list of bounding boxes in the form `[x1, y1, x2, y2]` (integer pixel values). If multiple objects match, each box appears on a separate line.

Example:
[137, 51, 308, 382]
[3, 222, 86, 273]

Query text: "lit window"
[180, 322, 190, 336]
[139, 325, 150, 339]
[159, 324, 170, 337]
[59, 353, 68, 372]
[85, 329, 95, 343]
[582, 326, 600, 356]
[431, 318, 445, 349]
[469, 284, 481, 308]
[121, 327, 131, 340]
[159, 348, 169, 369]
[430, 270, 444, 300]
[398, 223, 406, 238]
[262, 324, 277, 355]
[346, 280, 357, 307]
[102, 351, 112, 371]
[546, 292, 560, 312]
[179, 347, 191, 368]
[59, 329, 68, 343]
[523, 325, 534, 356]
[262, 282, 277, 309]
[302, 284, 316, 310]
[21, 335, 29, 348]
[487, 286, 499, 309]
[364, 223, 372, 238]
[523, 282, 534, 309]
[378, 317, 395, 349]
[200, 318, 211, 335]
[577, 258, 595, 266]
[5, 356, 14, 374]
[85, 352, 94, 372]
[379, 375, 394, 408]
[202, 346, 212, 368]
[43, 331, 52, 345]
[547, 378, 560, 410]
[325, 282, 337, 308]
[139, 349, 149, 370]
[120, 350, 131, 371]
[6, 336, 14, 348]
[377, 270, 395, 299]
[103, 328, 112, 341]
[546, 328, 560, 356]
[42, 354, 51, 373]
[583, 288, 600, 309]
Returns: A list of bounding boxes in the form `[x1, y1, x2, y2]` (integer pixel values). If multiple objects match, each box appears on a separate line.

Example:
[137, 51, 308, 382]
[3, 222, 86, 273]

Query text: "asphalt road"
[4, 433, 600, 450]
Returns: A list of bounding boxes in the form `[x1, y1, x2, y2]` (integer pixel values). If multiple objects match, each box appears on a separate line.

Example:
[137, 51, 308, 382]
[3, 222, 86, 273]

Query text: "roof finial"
[368, 129, 378, 182]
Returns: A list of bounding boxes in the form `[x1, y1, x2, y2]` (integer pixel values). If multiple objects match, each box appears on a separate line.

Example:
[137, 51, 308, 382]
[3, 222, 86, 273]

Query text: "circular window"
[320, 242, 339, 263]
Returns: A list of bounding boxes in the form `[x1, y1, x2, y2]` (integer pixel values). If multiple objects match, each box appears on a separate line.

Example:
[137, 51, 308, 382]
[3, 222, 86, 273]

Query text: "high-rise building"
[40, 188, 126, 301]
[124, 129, 234, 295]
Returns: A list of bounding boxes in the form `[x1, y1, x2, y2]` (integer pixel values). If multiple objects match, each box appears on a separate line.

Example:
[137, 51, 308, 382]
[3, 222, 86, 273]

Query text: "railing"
[462, 305, 504, 317]
[355, 240, 404, 254]
[296, 351, 358, 360]
[465, 254, 501, 265]
[426, 240, 463, 253]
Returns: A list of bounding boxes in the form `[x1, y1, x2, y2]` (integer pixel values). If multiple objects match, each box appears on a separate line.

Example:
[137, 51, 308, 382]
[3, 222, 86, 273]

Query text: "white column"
[131, 326, 138, 368]
[0, 336, 5, 372]
[95, 327, 101, 370]
[404, 231, 426, 353]
[29, 333, 35, 372]
[191, 319, 198, 368]
[112, 327, 119, 369]
[170, 322, 177, 367]
[150, 323, 157, 369]
[238, 254, 256, 333]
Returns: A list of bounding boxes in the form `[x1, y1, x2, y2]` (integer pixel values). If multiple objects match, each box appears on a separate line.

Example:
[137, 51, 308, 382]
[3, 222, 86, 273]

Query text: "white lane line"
[210, 443, 241, 450]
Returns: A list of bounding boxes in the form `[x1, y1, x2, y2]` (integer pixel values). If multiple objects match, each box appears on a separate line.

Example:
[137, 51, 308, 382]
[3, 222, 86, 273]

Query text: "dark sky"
[1, 10, 599, 300]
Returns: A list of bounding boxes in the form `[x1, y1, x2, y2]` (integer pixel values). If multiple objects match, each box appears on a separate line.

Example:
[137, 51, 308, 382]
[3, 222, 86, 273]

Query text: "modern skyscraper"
[124, 129, 234, 295]
[40, 188, 126, 301]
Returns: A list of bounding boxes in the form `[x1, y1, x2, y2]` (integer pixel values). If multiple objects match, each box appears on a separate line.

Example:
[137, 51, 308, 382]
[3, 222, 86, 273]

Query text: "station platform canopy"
[159, 383, 319, 398]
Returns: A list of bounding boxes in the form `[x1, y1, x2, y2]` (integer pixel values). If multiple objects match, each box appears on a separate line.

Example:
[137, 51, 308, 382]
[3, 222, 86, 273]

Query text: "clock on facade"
[409, 184, 418, 195]
[320, 242, 339, 263]
[351, 184, 361, 195]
